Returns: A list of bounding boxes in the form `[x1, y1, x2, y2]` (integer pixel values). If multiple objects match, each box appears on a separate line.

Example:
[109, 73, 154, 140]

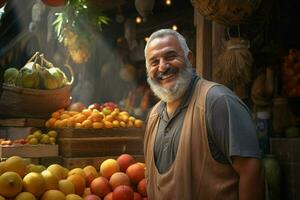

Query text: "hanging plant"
[52, 0, 109, 64]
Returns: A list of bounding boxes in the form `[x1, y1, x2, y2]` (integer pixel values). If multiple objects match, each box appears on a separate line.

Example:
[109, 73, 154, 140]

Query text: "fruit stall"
[0, 0, 300, 200]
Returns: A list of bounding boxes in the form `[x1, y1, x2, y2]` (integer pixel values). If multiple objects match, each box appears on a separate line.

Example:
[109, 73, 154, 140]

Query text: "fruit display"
[0, 154, 148, 200]
[282, 49, 300, 97]
[3, 52, 73, 90]
[0, 129, 58, 147]
[26, 129, 58, 145]
[45, 102, 144, 129]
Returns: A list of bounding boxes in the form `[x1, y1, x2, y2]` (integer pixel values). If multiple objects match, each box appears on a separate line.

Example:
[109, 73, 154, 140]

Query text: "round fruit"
[126, 163, 145, 184]
[15, 192, 37, 200]
[117, 154, 136, 172]
[109, 172, 130, 190]
[5, 156, 29, 177]
[22, 172, 46, 197]
[40, 189, 66, 200]
[0, 171, 23, 198]
[100, 159, 120, 179]
[90, 176, 111, 198]
[137, 178, 147, 197]
[58, 179, 75, 195]
[112, 185, 134, 200]
[4, 67, 19, 85]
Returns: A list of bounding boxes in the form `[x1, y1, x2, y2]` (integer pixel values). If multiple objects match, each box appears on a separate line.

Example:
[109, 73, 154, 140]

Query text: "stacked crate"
[57, 128, 144, 169]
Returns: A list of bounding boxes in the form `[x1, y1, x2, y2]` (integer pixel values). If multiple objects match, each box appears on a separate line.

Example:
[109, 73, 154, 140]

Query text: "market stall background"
[0, 0, 299, 200]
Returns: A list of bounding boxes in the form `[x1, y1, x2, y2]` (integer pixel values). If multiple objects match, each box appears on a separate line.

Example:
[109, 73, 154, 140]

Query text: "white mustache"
[155, 67, 178, 81]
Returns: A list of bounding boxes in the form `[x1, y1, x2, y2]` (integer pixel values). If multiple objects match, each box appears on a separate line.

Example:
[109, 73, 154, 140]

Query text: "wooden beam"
[194, 9, 212, 80]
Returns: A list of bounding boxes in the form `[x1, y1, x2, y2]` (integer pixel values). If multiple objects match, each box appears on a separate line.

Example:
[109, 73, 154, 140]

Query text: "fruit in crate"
[46, 103, 144, 129]
[26, 129, 58, 145]
[3, 67, 19, 85]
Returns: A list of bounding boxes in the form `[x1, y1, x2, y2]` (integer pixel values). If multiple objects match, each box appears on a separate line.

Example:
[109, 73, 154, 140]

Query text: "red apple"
[88, 103, 101, 111]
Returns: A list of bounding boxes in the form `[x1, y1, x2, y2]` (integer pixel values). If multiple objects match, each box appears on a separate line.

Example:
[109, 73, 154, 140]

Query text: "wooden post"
[194, 8, 212, 80]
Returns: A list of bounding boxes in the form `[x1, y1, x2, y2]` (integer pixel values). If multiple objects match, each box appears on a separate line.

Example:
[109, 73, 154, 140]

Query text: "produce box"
[0, 144, 58, 158]
[57, 128, 144, 158]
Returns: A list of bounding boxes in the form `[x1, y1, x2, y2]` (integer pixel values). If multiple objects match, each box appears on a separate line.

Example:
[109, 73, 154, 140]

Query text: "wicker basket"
[191, 0, 261, 25]
[0, 84, 71, 118]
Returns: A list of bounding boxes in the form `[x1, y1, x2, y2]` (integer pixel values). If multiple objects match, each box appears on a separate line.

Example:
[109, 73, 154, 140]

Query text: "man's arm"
[232, 156, 265, 200]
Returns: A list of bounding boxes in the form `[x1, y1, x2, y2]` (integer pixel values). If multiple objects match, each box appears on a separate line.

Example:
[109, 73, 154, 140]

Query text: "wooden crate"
[0, 144, 58, 158]
[57, 128, 144, 158]
[0, 118, 46, 127]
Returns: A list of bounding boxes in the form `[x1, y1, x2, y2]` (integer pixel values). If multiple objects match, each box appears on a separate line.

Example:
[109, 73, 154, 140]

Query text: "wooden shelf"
[0, 144, 58, 158]
[0, 118, 46, 127]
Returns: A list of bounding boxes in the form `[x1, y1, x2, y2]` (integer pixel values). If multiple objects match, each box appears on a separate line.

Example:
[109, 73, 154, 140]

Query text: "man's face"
[145, 35, 193, 102]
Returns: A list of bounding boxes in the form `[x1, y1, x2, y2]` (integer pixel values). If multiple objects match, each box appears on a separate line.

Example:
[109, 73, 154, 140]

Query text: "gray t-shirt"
[153, 76, 261, 173]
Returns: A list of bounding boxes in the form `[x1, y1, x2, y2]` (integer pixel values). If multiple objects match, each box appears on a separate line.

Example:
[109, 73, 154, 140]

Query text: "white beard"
[147, 62, 194, 103]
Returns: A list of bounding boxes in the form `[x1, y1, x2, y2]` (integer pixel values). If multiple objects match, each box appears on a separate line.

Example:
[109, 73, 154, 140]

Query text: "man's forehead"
[146, 36, 181, 57]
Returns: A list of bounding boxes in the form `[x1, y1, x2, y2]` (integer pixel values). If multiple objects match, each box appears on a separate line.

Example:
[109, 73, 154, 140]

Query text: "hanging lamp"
[134, 0, 155, 21]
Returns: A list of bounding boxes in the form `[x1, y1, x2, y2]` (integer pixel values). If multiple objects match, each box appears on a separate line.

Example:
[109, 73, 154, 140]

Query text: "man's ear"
[187, 51, 193, 64]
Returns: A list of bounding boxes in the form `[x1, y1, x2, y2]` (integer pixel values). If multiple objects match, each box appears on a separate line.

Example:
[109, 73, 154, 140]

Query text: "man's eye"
[165, 55, 177, 61]
[150, 60, 159, 67]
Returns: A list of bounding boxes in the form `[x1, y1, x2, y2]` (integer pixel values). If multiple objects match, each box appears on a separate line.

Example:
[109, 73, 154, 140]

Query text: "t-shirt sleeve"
[206, 86, 261, 164]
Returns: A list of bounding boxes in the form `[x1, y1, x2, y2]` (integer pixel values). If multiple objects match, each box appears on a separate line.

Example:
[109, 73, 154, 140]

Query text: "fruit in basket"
[3, 67, 19, 85]
[40, 190, 66, 200]
[49, 67, 68, 87]
[15, 63, 41, 89]
[0, 171, 23, 198]
[100, 159, 120, 179]
[14, 191, 37, 200]
[39, 67, 59, 90]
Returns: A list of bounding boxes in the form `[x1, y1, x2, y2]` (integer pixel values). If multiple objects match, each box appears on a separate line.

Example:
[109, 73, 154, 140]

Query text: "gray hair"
[144, 29, 191, 69]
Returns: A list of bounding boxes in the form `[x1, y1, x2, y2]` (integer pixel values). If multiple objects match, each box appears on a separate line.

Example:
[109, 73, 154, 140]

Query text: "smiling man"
[143, 29, 264, 200]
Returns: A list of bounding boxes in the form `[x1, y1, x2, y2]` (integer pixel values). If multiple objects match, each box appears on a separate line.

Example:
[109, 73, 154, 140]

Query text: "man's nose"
[158, 59, 169, 71]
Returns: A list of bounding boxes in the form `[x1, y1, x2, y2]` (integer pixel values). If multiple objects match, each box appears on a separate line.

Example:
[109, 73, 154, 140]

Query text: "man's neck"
[166, 98, 182, 117]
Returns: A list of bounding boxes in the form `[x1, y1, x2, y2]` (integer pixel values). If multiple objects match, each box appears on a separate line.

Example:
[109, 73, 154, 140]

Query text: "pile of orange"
[45, 108, 144, 129]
